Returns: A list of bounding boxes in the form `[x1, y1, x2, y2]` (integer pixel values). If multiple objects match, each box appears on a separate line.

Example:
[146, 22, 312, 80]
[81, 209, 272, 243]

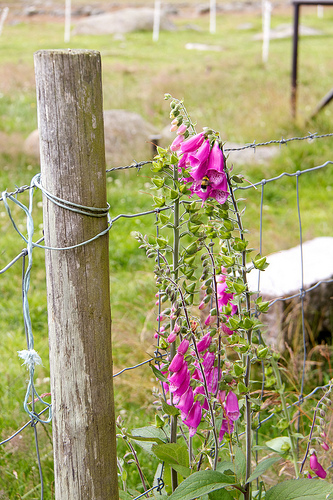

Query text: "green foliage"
[265, 479, 333, 500]
[168, 470, 238, 500]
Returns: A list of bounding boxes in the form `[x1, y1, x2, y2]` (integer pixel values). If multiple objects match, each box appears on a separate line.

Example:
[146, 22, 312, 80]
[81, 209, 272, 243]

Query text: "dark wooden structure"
[291, 0, 333, 117]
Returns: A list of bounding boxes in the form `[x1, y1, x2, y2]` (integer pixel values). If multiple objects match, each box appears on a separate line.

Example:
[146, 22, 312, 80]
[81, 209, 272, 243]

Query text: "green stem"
[226, 170, 252, 500]
[170, 164, 180, 492]
[270, 356, 299, 478]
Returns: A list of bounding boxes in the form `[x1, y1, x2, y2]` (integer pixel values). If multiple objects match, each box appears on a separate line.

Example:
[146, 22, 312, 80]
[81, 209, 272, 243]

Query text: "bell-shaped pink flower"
[168, 362, 188, 388]
[309, 452, 327, 479]
[219, 417, 234, 442]
[169, 353, 185, 372]
[178, 338, 190, 355]
[167, 332, 177, 343]
[178, 152, 189, 170]
[184, 400, 202, 437]
[225, 391, 240, 421]
[180, 132, 205, 154]
[321, 442, 329, 452]
[197, 333, 212, 353]
[171, 369, 191, 397]
[193, 386, 209, 410]
[171, 134, 185, 152]
[202, 351, 215, 372]
[188, 139, 211, 169]
[190, 170, 228, 206]
[175, 386, 194, 420]
[177, 123, 187, 135]
[207, 141, 225, 173]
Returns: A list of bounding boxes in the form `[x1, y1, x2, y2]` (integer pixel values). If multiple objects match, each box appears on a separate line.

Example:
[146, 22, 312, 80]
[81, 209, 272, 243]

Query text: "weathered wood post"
[34, 49, 119, 499]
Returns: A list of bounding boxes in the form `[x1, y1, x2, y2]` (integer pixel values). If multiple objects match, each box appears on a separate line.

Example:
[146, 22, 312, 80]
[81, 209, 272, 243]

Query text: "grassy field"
[0, 3, 333, 498]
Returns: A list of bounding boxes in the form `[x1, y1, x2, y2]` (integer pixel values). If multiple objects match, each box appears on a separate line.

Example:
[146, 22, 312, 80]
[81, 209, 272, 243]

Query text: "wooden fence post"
[34, 49, 119, 499]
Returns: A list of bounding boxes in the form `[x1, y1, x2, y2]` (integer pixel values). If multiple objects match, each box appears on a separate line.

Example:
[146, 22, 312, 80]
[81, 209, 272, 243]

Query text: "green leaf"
[150, 363, 168, 383]
[216, 461, 235, 475]
[234, 448, 246, 483]
[170, 153, 179, 164]
[252, 253, 269, 271]
[226, 317, 239, 331]
[170, 188, 179, 200]
[119, 491, 135, 500]
[209, 489, 235, 500]
[231, 175, 244, 184]
[160, 213, 170, 225]
[168, 470, 236, 500]
[185, 242, 198, 255]
[220, 255, 235, 267]
[129, 426, 166, 445]
[152, 177, 165, 188]
[152, 443, 189, 469]
[266, 479, 333, 500]
[170, 464, 192, 478]
[157, 237, 168, 248]
[255, 296, 270, 313]
[265, 437, 291, 454]
[246, 456, 281, 484]
[223, 220, 234, 231]
[233, 237, 248, 252]
[184, 282, 196, 294]
[153, 196, 166, 208]
[161, 399, 180, 417]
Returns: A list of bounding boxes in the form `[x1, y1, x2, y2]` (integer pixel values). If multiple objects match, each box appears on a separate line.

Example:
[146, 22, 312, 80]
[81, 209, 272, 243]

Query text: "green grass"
[0, 4, 333, 498]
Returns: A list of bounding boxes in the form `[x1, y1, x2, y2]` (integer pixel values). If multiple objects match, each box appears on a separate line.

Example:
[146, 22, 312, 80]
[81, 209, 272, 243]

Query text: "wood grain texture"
[34, 49, 118, 500]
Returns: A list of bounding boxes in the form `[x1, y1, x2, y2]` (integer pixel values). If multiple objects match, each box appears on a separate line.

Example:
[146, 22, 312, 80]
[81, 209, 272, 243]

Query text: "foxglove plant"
[128, 96, 333, 500]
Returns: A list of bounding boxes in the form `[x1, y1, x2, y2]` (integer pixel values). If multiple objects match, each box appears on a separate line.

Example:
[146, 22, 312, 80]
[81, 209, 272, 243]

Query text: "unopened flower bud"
[167, 333, 176, 344]
[321, 442, 329, 452]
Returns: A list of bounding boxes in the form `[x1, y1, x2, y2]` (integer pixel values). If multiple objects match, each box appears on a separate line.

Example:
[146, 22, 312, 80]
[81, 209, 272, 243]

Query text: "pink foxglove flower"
[225, 391, 240, 421]
[169, 353, 185, 373]
[188, 139, 211, 169]
[321, 442, 329, 452]
[167, 332, 177, 343]
[171, 134, 185, 152]
[197, 333, 212, 353]
[190, 170, 228, 206]
[207, 141, 225, 173]
[184, 400, 202, 437]
[219, 391, 240, 442]
[171, 369, 191, 397]
[180, 132, 205, 154]
[219, 417, 234, 442]
[309, 452, 327, 479]
[178, 338, 190, 355]
[202, 351, 215, 372]
[177, 123, 187, 135]
[168, 362, 188, 387]
[175, 386, 194, 420]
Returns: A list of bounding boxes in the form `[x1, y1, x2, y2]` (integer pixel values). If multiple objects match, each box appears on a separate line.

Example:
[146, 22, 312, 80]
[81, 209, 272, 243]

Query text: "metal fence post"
[34, 49, 119, 499]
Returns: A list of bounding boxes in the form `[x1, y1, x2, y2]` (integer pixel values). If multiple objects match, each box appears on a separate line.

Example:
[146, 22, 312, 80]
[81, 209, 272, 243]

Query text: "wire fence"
[0, 131, 333, 499]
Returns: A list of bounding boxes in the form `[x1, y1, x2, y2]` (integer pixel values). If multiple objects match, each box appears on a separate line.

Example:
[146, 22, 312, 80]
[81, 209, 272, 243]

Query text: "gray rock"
[73, 8, 176, 36]
[253, 23, 323, 41]
[225, 142, 279, 166]
[103, 109, 159, 165]
[24, 110, 159, 167]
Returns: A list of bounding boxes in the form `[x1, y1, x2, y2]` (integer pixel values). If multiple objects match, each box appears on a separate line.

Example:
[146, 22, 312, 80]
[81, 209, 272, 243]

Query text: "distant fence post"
[34, 49, 118, 499]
